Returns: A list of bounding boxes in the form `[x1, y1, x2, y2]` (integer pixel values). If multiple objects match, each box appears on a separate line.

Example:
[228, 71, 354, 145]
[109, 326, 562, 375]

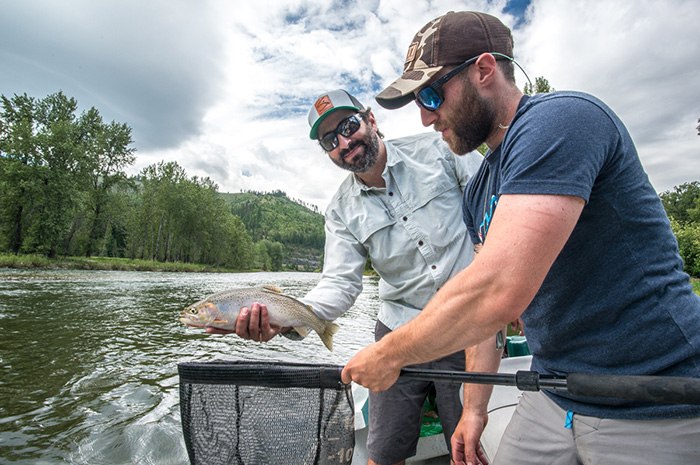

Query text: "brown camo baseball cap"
[375, 11, 514, 110]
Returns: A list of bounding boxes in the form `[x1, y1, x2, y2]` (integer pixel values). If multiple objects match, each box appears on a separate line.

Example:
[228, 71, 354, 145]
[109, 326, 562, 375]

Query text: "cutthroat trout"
[180, 286, 338, 351]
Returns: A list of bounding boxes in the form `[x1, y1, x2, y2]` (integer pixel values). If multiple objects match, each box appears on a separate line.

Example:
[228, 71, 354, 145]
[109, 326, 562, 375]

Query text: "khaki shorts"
[494, 391, 700, 465]
[367, 321, 465, 465]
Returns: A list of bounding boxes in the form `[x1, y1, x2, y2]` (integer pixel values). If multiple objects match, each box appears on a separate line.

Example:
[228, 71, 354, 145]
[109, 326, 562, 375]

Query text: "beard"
[332, 129, 381, 173]
[440, 80, 498, 155]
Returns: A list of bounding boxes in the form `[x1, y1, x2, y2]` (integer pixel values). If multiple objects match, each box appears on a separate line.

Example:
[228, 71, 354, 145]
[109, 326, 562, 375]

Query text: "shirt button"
[403, 216, 408, 221]
[431, 265, 437, 270]
[418, 241, 424, 246]
[389, 192, 394, 196]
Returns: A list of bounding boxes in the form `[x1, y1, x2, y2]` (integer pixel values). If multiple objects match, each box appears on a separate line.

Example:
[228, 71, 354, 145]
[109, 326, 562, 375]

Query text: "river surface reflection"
[0, 269, 379, 464]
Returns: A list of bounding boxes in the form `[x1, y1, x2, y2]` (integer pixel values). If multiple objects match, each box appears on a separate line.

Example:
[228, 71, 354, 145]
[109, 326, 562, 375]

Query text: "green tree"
[0, 91, 136, 258]
[0, 93, 36, 254]
[130, 161, 255, 269]
[77, 108, 136, 257]
[670, 218, 700, 277]
[660, 182, 700, 225]
[255, 239, 284, 271]
[0, 92, 83, 257]
[660, 182, 700, 277]
[524, 76, 554, 95]
[136, 161, 188, 261]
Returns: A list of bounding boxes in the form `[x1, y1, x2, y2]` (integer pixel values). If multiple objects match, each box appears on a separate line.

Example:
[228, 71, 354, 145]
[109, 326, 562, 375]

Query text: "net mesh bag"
[178, 360, 355, 465]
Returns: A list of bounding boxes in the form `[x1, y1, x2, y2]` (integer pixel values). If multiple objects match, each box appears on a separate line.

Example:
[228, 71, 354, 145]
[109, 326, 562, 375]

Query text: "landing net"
[178, 360, 355, 465]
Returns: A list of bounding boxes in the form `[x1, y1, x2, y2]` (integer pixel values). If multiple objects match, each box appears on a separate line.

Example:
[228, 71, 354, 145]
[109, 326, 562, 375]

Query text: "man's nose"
[419, 105, 438, 127]
[336, 133, 353, 149]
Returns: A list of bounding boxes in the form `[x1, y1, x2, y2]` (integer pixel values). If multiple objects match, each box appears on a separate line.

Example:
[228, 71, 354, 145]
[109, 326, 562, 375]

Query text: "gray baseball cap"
[308, 89, 365, 140]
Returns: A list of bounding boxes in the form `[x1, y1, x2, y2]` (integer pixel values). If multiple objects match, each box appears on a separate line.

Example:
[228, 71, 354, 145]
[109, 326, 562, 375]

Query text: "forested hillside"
[223, 190, 325, 270]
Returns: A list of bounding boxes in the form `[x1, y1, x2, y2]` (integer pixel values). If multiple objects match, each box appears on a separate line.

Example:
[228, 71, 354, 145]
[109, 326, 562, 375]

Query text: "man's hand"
[510, 318, 524, 336]
[205, 302, 285, 342]
[451, 410, 490, 465]
[341, 342, 402, 392]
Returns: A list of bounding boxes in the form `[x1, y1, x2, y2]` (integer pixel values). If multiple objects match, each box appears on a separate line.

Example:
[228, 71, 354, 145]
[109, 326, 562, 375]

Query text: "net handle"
[178, 361, 700, 405]
[342, 366, 700, 406]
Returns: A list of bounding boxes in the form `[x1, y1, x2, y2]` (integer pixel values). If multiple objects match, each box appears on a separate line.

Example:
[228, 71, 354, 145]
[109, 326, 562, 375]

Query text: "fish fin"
[293, 326, 309, 338]
[201, 303, 225, 324]
[262, 285, 283, 293]
[319, 321, 339, 352]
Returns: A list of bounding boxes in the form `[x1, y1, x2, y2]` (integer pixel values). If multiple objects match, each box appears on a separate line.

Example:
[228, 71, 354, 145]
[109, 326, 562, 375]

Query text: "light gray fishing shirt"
[302, 132, 482, 330]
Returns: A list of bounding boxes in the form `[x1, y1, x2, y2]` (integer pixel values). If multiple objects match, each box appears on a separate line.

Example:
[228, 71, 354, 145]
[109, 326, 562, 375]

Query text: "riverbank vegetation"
[660, 182, 700, 278]
[0, 253, 241, 272]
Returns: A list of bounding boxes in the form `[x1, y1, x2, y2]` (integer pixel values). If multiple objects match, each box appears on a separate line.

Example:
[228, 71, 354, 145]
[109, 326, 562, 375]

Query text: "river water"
[0, 269, 379, 464]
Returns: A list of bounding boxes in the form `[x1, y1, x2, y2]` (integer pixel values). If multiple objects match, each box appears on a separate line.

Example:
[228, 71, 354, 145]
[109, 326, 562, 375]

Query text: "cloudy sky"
[2, 0, 698, 210]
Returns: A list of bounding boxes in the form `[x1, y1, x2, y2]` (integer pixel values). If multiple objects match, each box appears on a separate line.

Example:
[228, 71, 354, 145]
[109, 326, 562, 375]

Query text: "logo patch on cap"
[314, 95, 333, 116]
[405, 43, 418, 67]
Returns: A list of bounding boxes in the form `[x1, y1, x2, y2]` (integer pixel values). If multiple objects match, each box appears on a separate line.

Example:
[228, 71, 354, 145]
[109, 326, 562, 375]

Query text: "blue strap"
[565, 410, 574, 429]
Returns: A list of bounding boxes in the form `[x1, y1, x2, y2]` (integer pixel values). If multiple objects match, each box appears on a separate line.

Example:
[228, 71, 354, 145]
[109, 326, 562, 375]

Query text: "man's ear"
[367, 111, 378, 131]
[473, 53, 499, 86]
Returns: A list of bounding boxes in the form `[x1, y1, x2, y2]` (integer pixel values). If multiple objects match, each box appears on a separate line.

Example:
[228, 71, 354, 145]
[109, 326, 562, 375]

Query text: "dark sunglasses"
[415, 56, 479, 112]
[320, 114, 363, 152]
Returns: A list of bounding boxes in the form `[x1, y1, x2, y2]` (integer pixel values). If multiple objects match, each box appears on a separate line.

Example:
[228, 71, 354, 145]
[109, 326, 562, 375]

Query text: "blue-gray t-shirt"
[464, 91, 700, 420]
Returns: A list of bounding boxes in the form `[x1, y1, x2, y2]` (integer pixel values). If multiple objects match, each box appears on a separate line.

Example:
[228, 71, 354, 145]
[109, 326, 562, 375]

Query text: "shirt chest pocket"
[403, 183, 466, 247]
[351, 207, 395, 244]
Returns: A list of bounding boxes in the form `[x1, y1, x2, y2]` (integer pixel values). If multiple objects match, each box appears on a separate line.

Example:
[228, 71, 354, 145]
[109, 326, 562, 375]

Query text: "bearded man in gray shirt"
[214, 89, 501, 465]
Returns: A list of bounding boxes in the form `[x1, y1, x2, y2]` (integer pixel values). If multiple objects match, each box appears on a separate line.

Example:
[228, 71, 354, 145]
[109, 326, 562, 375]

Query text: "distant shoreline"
[0, 254, 258, 273]
[1, 254, 693, 294]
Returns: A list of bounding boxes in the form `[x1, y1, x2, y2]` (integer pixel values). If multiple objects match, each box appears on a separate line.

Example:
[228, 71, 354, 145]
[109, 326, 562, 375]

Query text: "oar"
[398, 367, 700, 406]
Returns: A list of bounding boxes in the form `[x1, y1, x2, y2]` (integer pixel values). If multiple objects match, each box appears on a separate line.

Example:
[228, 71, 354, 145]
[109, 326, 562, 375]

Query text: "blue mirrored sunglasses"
[415, 56, 479, 112]
[415, 53, 518, 112]
[320, 114, 362, 152]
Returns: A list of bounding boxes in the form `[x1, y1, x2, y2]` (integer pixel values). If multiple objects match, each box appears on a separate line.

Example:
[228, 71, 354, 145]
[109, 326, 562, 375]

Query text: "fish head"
[179, 302, 220, 327]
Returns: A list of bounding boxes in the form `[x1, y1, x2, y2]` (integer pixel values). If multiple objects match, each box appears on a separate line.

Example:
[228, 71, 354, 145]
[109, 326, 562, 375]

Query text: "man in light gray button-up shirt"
[226, 89, 501, 465]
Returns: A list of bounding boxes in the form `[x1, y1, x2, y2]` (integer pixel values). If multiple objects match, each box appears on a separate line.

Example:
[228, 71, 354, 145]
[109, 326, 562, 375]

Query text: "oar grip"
[567, 372, 700, 406]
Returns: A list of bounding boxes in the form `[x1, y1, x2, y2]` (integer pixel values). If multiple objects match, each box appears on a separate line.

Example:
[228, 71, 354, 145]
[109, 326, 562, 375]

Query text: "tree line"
[0, 91, 285, 270]
[3, 91, 699, 276]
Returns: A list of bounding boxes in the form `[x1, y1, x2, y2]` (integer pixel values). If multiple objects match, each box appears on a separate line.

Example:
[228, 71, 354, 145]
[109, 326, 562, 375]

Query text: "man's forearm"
[463, 332, 504, 414]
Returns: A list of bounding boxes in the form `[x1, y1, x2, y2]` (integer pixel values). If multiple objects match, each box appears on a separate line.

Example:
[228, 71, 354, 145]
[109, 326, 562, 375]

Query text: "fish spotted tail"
[319, 321, 339, 352]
